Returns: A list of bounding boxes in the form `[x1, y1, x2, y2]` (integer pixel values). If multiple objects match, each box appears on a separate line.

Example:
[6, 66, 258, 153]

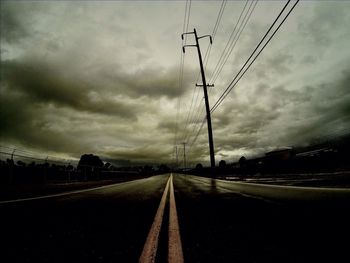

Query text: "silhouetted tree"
[16, 160, 26, 167]
[239, 156, 247, 168]
[239, 156, 247, 177]
[78, 154, 103, 169]
[142, 165, 153, 175]
[219, 160, 227, 169]
[195, 163, 203, 170]
[158, 164, 170, 173]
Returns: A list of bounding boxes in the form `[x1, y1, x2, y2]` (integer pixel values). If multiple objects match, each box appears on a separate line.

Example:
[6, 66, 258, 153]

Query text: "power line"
[196, 0, 227, 83]
[174, 0, 192, 149]
[189, 117, 206, 149]
[186, 0, 299, 160]
[210, 0, 258, 85]
[184, 0, 237, 154]
[211, 0, 299, 113]
[208, 0, 254, 85]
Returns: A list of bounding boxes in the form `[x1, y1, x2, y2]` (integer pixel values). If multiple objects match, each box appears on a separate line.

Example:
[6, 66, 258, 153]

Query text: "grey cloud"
[0, 3, 30, 43]
[157, 119, 177, 133]
[265, 52, 294, 75]
[301, 55, 317, 65]
[298, 3, 350, 46]
[259, 68, 350, 147]
[105, 144, 173, 163]
[0, 93, 85, 155]
[211, 65, 350, 160]
[1, 59, 144, 120]
[99, 65, 194, 99]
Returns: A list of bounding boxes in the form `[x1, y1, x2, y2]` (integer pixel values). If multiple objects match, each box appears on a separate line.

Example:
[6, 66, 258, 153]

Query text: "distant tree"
[16, 160, 26, 167]
[158, 164, 170, 173]
[195, 163, 203, 170]
[78, 154, 103, 169]
[219, 160, 227, 169]
[239, 156, 248, 177]
[142, 165, 153, 175]
[239, 156, 247, 168]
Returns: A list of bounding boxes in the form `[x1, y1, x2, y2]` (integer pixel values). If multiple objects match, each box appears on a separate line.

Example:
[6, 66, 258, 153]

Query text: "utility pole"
[175, 145, 178, 168]
[182, 28, 216, 168]
[182, 142, 187, 169]
[9, 149, 16, 184]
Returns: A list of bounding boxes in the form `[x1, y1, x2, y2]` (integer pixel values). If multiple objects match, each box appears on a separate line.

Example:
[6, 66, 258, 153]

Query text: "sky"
[1, 0, 350, 165]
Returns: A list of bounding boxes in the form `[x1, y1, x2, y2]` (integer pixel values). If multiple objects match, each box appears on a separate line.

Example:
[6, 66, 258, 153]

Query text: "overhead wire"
[210, 0, 258, 85]
[174, 0, 191, 152]
[187, 0, 250, 155]
[208, 0, 250, 84]
[188, 0, 300, 159]
[174, 0, 192, 163]
[211, 0, 299, 113]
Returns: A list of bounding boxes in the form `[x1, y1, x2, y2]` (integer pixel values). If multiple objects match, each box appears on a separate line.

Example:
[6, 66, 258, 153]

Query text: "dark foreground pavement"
[1, 173, 349, 262]
[173, 174, 350, 263]
[0, 175, 169, 262]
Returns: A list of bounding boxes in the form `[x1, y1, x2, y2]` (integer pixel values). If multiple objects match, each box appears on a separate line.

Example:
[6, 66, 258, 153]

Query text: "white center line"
[139, 176, 171, 263]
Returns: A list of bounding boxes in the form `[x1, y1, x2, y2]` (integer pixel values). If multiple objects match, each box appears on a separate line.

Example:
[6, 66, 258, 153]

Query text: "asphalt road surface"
[1, 173, 349, 262]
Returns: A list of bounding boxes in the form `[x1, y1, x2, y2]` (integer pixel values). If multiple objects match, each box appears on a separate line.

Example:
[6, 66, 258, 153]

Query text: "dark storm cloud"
[1, 59, 144, 120]
[210, 63, 350, 160]
[298, 3, 350, 46]
[0, 3, 31, 43]
[0, 92, 85, 154]
[157, 119, 177, 133]
[105, 144, 172, 163]
[280, 68, 350, 145]
[99, 65, 193, 99]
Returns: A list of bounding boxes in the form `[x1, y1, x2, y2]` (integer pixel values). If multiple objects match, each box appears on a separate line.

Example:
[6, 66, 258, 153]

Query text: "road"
[1, 173, 349, 262]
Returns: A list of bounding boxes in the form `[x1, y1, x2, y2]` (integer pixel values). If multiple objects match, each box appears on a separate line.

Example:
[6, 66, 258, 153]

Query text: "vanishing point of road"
[1, 173, 350, 262]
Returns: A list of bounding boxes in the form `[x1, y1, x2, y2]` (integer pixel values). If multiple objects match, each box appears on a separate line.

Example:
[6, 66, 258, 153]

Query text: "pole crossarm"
[181, 31, 195, 40]
[182, 45, 197, 53]
[198, 35, 213, 44]
[196, 84, 214, 87]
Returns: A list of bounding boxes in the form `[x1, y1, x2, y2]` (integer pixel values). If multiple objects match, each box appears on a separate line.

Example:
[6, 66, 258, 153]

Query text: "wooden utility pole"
[182, 28, 216, 168]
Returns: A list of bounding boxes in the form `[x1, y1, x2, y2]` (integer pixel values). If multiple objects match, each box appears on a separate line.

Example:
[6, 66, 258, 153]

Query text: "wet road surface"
[1, 173, 349, 262]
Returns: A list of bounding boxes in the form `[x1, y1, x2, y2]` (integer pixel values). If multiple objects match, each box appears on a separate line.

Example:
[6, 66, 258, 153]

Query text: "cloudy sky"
[1, 0, 350, 165]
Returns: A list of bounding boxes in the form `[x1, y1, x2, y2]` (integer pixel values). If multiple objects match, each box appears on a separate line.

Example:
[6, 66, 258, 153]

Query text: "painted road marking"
[139, 176, 171, 263]
[0, 182, 128, 204]
[168, 174, 184, 263]
[0, 176, 161, 205]
[139, 174, 184, 263]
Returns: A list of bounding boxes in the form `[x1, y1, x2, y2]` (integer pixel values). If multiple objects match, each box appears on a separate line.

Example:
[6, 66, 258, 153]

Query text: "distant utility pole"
[9, 149, 16, 184]
[11, 149, 16, 160]
[175, 145, 179, 168]
[182, 142, 187, 169]
[182, 28, 216, 168]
